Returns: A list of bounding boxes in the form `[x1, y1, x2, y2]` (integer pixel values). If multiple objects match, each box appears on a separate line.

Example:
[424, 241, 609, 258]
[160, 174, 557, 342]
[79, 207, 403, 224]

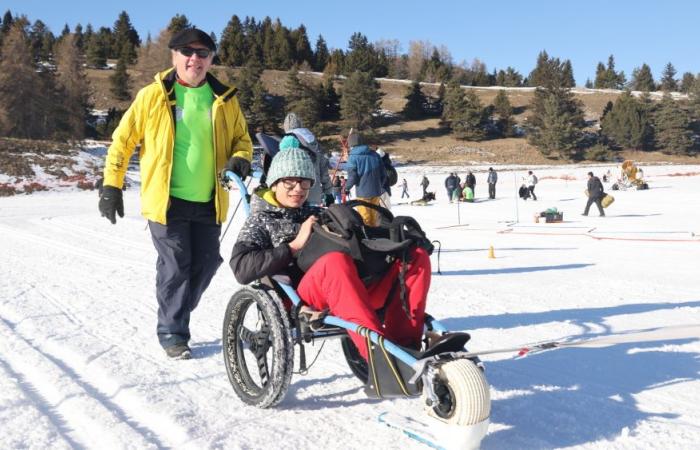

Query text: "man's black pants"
[528, 185, 537, 200]
[149, 197, 223, 349]
[584, 196, 605, 216]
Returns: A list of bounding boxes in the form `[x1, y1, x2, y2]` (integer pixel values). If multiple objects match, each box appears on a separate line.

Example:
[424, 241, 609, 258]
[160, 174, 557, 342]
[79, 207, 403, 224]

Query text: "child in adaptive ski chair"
[230, 136, 468, 397]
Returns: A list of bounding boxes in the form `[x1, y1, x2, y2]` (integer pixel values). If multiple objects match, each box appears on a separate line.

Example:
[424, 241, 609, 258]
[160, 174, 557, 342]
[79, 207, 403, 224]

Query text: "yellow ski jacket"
[103, 68, 253, 225]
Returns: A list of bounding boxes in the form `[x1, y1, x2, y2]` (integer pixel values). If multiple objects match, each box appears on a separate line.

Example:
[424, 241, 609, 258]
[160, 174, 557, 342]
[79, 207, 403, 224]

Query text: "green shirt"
[170, 82, 215, 202]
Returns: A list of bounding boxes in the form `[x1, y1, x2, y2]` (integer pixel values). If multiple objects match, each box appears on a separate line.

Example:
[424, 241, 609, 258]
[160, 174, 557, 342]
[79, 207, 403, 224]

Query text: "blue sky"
[5, 0, 699, 85]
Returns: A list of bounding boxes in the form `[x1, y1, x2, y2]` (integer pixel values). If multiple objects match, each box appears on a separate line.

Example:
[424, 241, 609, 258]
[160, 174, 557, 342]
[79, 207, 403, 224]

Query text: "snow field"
[1, 163, 699, 449]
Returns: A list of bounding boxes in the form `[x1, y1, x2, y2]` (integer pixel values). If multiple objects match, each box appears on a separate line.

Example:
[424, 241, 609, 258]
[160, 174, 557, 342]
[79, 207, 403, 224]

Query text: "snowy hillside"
[1, 162, 699, 449]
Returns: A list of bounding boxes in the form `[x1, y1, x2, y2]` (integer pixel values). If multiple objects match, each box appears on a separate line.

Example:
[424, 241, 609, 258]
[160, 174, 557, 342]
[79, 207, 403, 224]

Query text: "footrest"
[299, 305, 331, 332]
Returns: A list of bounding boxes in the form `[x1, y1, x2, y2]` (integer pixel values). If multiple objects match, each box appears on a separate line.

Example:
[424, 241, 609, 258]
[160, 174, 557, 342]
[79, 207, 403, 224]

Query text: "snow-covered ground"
[1, 162, 699, 449]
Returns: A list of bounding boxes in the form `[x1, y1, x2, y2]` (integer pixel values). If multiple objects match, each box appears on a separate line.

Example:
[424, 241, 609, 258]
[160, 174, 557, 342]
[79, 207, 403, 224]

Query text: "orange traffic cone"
[488, 245, 495, 259]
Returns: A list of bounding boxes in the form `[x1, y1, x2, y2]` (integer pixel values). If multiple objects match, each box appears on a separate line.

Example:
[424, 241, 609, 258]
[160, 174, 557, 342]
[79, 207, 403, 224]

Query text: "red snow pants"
[296, 247, 431, 360]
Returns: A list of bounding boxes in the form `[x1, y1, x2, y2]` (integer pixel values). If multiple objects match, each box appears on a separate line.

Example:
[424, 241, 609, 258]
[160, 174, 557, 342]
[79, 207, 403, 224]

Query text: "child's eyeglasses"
[280, 178, 312, 190]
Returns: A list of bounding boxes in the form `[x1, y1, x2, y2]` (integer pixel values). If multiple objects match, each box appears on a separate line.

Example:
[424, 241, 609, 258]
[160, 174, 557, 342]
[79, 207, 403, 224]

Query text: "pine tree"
[318, 75, 340, 120]
[679, 72, 696, 94]
[659, 63, 678, 92]
[594, 56, 626, 89]
[600, 91, 652, 150]
[29, 20, 53, 62]
[1, 10, 13, 35]
[83, 23, 94, 45]
[495, 67, 523, 87]
[452, 90, 487, 140]
[594, 61, 607, 88]
[441, 78, 466, 126]
[60, 24, 70, 40]
[402, 80, 427, 119]
[561, 60, 575, 88]
[261, 17, 275, 68]
[585, 78, 593, 89]
[527, 87, 585, 158]
[285, 67, 304, 110]
[112, 11, 140, 63]
[291, 24, 312, 66]
[631, 64, 655, 91]
[219, 15, 246, 67]
[271, 19, 291, 70]
[54, 34, 92, 139]
[324, 49, 345, 77]
[167, 14, 191, 34]
[493, 89, 515, 137]
[285, 68, 320, 129]
[345, 32, 376, 75]
[436, 82, 446, 107]
[249, 79, 279, 133]
[73, 24, 84, 50]
[654, 93, 692, 155]
[604, 55, 625, 89]
[85, 32, 107, 68]
[340, 71, 382, 130]
[236, 58, 263, 115]
[313, 35, 329, 72]
[110, 46, 131, 100]
[0, 23, 55, 138]
[689, 76, 700, 120]
[528, 50, 572, 88]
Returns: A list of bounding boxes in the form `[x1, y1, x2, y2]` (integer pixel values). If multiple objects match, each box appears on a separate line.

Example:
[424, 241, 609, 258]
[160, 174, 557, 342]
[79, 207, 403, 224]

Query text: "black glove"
[98, 185, 124, 224]
[222, 156, 251, 181]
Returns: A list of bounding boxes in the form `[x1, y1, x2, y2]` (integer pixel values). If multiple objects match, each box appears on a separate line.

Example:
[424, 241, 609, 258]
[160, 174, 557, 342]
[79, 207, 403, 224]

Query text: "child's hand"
[288, 216, 317, 256]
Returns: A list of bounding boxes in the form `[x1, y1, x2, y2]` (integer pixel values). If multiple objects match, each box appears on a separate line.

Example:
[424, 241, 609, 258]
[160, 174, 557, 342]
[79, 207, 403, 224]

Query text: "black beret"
[168, 28, 216, 51]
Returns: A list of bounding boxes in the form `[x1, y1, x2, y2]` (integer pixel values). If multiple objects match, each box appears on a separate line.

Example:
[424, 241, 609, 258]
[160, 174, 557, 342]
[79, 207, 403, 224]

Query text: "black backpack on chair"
[296, 200, 433, 317]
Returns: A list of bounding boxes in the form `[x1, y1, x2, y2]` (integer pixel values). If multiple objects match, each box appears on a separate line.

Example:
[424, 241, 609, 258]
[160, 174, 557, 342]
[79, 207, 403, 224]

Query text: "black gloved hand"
[98, 185, 124, 224]
[222, 156, 251, 181]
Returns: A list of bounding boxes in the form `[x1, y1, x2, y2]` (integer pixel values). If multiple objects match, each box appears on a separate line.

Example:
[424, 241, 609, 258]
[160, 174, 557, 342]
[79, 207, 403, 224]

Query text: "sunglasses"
[280, 178, 312, 190]
[177, 47, 212, 58]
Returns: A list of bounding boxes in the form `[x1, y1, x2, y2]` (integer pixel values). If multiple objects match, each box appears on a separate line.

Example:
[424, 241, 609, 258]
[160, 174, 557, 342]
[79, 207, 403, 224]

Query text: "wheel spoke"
[238, 326, 256, 350]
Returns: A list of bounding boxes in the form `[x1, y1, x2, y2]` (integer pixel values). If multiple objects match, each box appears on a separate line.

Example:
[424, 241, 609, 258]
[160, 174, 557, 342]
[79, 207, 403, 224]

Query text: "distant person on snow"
[344, 130, 387, 226]
[583, 171, 605, 217]
[283, 112, 333, 207]
[526, 170, 538, 201]
[465, 171, 476, 198]
[400, 178, 409, 199]
[420, 174, 430, 196]
[444, 173, 460, 202]
[98, 28, 253, 360]
[487, 167, 498, 199]
[230, 140, 432, 363]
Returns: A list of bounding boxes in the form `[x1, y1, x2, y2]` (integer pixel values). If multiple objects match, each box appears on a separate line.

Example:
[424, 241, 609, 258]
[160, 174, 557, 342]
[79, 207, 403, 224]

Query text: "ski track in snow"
[1, 164, 700, 449]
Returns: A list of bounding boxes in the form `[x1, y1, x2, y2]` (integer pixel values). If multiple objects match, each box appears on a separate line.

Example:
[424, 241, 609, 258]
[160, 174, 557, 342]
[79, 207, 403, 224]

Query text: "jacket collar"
[349, 144, 371, 155]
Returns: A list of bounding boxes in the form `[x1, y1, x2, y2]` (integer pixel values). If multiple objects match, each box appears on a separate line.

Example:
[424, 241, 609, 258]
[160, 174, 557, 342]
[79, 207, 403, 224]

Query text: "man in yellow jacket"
[99, 28, 253, 360]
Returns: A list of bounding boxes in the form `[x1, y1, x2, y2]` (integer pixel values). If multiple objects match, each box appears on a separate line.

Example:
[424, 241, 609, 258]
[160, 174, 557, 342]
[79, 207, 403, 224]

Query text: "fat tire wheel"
[425, 359, 491, 426]
[341, 336, 368, 383]
[222, 287, 294, 408]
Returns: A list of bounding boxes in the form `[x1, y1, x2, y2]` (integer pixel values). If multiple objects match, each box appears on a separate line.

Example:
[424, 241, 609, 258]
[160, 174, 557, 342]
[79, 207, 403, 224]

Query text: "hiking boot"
[164, 343, 191, 360]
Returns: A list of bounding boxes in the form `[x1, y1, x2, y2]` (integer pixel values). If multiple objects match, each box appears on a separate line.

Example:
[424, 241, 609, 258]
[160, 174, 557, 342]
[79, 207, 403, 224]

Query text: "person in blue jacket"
[343, 130, 387, 226]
